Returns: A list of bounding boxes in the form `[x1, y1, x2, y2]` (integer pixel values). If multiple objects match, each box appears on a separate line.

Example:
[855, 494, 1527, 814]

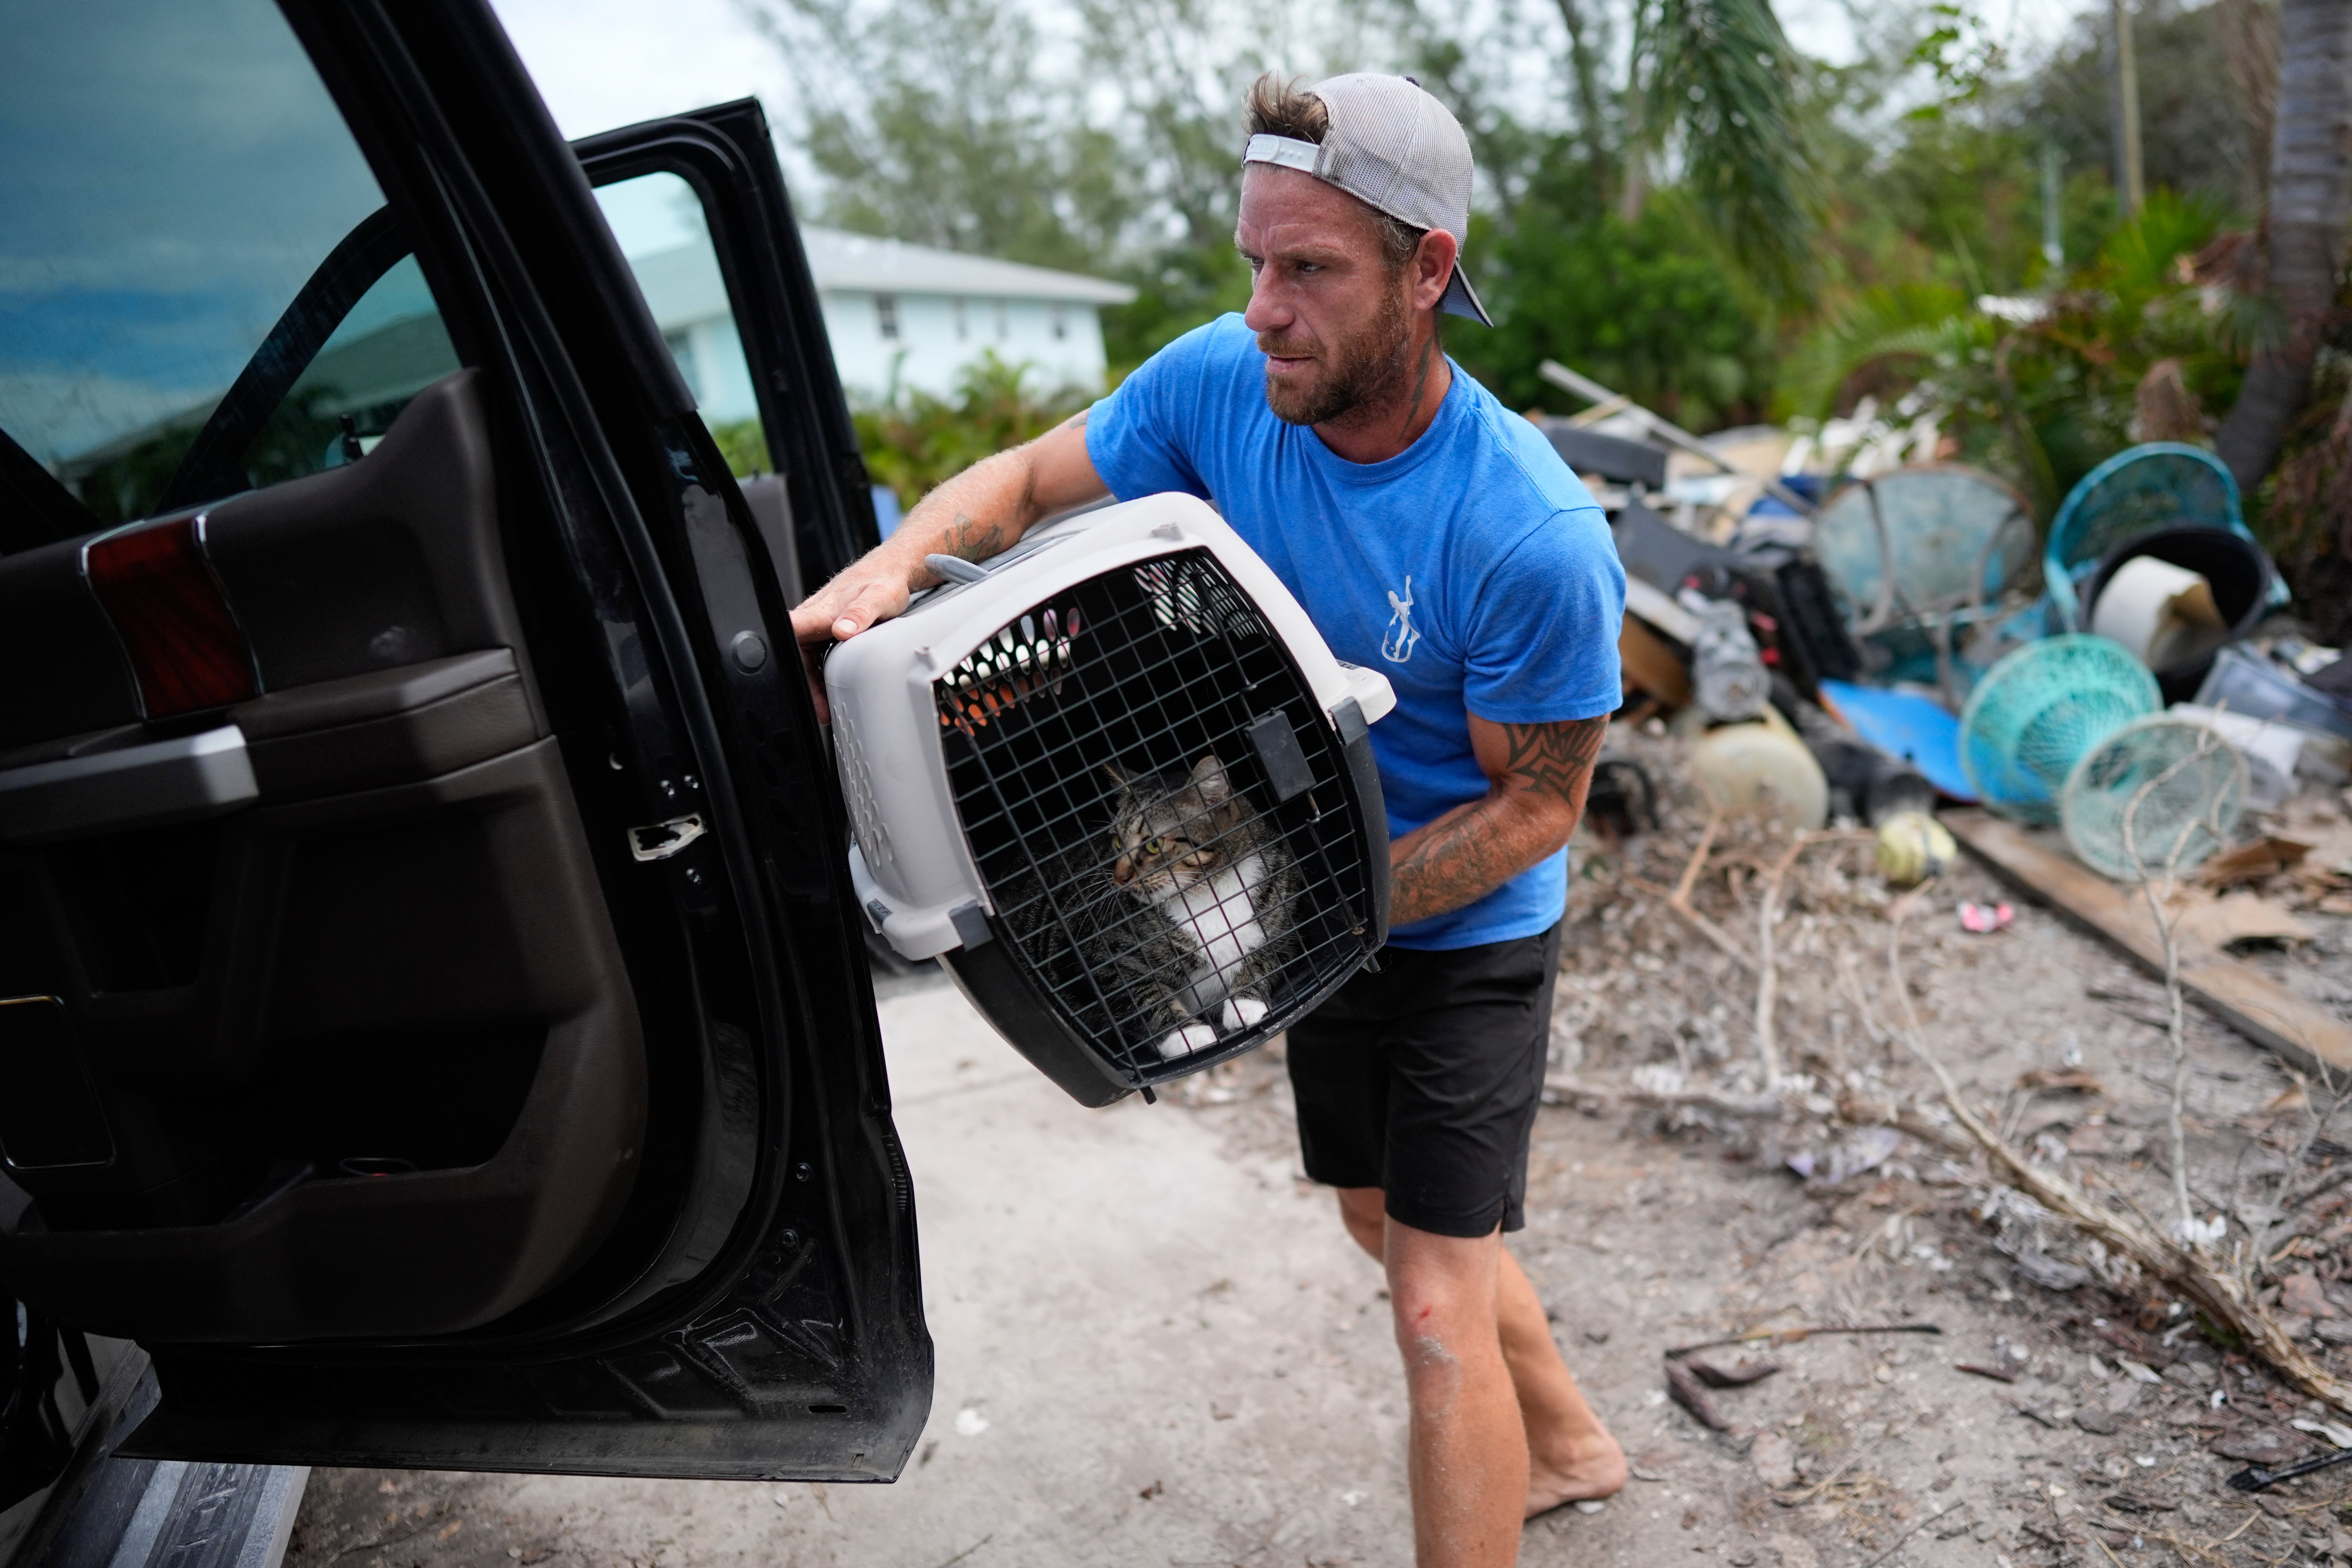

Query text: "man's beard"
[1258, 280, 1414, 427]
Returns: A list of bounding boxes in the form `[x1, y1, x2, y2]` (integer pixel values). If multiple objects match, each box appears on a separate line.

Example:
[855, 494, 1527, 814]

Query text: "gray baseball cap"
[1242, 73, 1491, 327]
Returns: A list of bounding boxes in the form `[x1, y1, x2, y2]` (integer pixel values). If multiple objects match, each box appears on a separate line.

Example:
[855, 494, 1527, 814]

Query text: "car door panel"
[0, 371, 647, 1341]
[2, 0, 928, 1487]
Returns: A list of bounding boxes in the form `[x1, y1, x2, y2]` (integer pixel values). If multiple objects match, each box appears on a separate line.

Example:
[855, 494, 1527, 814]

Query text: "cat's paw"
[1221, 996, 1269, 1032]
[1157, 1023, 1219, 1058]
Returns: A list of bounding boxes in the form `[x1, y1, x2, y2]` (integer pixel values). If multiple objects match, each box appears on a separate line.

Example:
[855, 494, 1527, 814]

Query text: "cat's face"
[1109, 755, 1240, 892]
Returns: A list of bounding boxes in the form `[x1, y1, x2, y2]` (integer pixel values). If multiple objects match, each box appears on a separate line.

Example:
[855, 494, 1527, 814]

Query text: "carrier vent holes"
[833, 704, 892, 870]
[938, 606, 1081, 737]
[933, 550, 1375, 1082]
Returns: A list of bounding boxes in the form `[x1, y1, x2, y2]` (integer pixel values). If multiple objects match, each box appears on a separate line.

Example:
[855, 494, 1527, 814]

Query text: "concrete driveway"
[290, 976, 1434, 1568]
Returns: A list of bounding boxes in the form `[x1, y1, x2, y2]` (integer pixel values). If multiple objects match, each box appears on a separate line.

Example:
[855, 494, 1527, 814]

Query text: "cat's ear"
[1190, 754, 1229, 804]
[1102, 762, 1130, 790]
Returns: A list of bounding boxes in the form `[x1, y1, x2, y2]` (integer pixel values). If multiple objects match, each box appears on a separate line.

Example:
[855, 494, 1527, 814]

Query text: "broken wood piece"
[1955, 1362, 2018, 1383]
[1618, 613, 1693, 708]
[2017, 1068, 2105, 1094]
[1751, 831, 1870, 1085]
[1663, 1361, 1733, 1431]
[1943, 809, 2352, 1078]
[1665, 1322, 1941, 1357]
[1684, 1357, 1781, 1388]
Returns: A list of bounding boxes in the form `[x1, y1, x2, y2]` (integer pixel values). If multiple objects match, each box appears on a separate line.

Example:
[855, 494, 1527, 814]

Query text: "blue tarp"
[1818, 679, 1977, 802]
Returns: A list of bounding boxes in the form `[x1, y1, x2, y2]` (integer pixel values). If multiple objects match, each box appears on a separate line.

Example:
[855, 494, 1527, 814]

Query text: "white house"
[626, 225, 1137, 418]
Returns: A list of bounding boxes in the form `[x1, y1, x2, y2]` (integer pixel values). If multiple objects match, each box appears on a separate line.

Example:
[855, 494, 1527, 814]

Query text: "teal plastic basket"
[2061, 713, 2245, 880]
[1958, 635, 2161, 823]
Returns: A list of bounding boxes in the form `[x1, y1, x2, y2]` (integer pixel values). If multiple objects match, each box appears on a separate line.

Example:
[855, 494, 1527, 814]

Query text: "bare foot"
[1524, 1427, 1629, 1518]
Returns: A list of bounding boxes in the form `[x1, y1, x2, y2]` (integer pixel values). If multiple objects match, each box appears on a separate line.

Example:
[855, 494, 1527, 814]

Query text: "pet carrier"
[826, 494, 1397, 1106]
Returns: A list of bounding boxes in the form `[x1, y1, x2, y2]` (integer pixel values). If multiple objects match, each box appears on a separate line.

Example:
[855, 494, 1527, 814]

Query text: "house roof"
[628, 227, 1136, 333]
[800, 227, 1137, 305]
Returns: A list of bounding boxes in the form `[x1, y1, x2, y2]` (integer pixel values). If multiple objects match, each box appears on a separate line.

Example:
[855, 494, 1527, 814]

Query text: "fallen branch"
[1616, 872, 1760, 974]
[1675, 808, 1721, 905]
[1665, 1322, 1941, 1358]
[1614, 808, 1765, 975]
[1754, 831, 1872, 1085]
[1664, 1361, 1732, 1431]
[1540, 1075, 1792, 1119]
[1880, 887, 2352, 1415]
[1833, 1089, 1977, 1158]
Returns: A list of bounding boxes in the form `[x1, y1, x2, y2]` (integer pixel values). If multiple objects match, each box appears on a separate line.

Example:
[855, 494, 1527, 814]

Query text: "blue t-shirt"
[1086, 313, 1625, 950]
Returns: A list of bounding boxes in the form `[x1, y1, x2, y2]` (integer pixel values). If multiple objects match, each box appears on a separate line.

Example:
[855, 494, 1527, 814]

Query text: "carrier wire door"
[828, 494, 1395, 1105]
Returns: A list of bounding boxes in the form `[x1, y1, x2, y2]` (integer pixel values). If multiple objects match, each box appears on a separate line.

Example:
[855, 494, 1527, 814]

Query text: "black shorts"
[1285, 922, 1561, 1239]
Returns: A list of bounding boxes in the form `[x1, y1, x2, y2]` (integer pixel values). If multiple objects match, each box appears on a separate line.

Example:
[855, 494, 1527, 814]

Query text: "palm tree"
[1549, 0, 1820, 293]
[2213, 0, 2352, 494]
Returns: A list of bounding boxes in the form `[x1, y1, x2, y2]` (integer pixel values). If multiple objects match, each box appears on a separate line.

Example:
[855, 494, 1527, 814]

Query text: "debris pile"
[1530, 362, 2352, 1532]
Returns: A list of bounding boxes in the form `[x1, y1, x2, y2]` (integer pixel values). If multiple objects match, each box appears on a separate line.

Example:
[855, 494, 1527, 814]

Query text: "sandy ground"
[287, 775, 2352, 1568]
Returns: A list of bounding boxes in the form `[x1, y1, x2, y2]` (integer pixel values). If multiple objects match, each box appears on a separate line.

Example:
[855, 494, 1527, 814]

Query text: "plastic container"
[2194, 645, 2352, 744]
[1690, 706, 1830, 829]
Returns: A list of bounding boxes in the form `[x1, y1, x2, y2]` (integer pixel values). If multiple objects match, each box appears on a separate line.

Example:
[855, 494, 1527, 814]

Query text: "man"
[792, 72, 1628, 1568]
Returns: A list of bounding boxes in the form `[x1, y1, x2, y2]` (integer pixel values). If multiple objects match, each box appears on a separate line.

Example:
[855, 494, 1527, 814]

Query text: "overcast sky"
[490, 0, 2096, 183]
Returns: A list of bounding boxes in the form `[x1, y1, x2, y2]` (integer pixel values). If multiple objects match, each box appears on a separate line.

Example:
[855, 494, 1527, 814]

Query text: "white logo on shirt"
[1382, 576, 1421, 664]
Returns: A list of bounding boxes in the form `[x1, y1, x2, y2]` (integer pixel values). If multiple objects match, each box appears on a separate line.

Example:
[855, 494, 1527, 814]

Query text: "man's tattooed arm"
[1387, 714, 1608, 927]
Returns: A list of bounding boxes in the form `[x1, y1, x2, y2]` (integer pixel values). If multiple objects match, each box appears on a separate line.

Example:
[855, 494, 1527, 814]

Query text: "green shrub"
[853, 352, 1091, 512]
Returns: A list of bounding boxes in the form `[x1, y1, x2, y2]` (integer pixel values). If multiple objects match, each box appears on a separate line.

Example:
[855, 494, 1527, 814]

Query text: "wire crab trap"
[827, 495, 1396, 1106]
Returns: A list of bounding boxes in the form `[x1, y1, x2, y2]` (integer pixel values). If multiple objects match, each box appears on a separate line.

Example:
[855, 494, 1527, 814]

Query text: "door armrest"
[0, 726, 256, 845]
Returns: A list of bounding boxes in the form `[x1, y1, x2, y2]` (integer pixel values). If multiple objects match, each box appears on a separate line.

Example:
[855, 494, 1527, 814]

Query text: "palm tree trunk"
[2111, 0, 2146, 215]
[2220, 0, 2281, 215]
[2215, 0, 2352, 494]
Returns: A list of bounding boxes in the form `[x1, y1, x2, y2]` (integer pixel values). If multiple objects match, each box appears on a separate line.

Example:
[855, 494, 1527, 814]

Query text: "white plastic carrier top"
[825, 491, 1395, 963]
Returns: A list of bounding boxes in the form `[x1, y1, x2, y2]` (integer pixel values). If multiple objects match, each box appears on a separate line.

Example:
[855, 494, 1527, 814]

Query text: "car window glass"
[0, 0, 392, 528]
[244, 254, 463, 488]
[595, 173, 771, 478]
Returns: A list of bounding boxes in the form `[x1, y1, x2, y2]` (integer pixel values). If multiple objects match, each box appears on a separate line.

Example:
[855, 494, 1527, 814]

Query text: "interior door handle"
[0, 725, 258, 844]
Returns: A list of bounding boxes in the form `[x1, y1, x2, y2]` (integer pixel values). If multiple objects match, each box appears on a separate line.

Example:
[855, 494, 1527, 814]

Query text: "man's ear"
[1413, 227, 1459, 316]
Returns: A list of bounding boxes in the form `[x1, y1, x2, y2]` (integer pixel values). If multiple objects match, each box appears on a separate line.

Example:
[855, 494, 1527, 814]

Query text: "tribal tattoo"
[1496, 713, 1609, 802]
[1388, 715, 1608, 927]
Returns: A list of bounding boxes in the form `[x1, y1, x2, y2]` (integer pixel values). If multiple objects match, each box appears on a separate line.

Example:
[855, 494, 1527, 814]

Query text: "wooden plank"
[1944, 808, 2352, 1077]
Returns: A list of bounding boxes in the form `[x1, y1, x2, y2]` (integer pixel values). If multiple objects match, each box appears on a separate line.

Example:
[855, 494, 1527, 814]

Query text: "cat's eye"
[1143, 837, 1163, 856]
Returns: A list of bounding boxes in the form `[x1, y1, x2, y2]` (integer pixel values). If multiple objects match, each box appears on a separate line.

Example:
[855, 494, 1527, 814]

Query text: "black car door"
[0, 0, 927, 1486]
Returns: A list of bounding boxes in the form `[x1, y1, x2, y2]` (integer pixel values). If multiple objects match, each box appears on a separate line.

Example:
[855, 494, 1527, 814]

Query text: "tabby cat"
[1000, 754, 1299, 1059]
